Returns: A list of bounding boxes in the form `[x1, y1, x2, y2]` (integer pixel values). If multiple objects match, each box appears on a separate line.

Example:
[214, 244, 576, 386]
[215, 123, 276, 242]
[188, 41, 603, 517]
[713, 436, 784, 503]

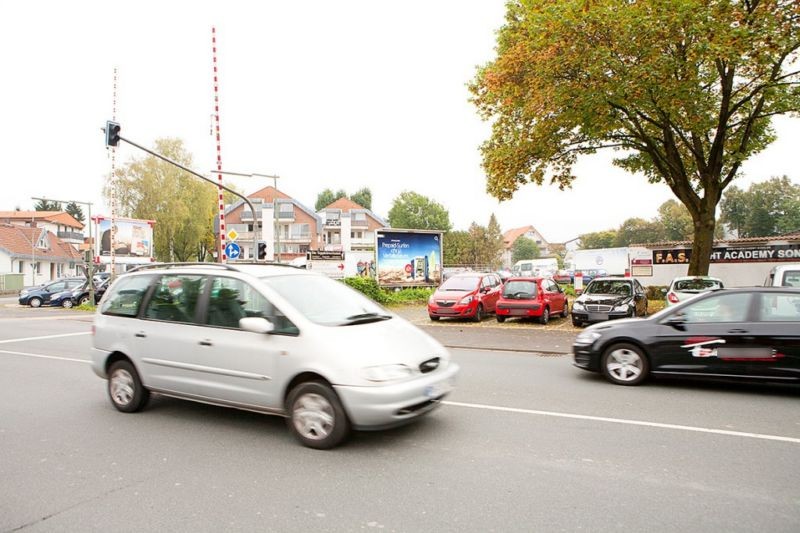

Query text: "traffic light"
[257, 241, 267, 260]
[105, 121, 121, 147]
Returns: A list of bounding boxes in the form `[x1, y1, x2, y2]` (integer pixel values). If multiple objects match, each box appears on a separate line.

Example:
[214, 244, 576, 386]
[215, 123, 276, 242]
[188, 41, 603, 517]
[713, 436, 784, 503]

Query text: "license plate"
[588, 312, 609, 321]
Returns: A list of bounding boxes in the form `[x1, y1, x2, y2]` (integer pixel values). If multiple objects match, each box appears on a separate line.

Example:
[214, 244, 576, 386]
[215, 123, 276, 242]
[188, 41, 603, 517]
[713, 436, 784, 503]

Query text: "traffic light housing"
[257, 241, 267, 260]
[105, 121, 121, 147]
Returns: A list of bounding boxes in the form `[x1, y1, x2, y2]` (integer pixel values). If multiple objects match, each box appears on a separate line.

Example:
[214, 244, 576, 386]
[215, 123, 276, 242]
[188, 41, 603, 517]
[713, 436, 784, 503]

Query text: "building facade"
[501, 225, 551, 268]
[0, 223, 85, 287]
[317, 198, 387, 253]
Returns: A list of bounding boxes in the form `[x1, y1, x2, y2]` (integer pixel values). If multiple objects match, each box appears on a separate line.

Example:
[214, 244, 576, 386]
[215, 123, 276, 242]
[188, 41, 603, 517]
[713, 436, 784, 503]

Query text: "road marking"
[0, 332, 91, 344]
[0, 349, 89, 364]
[443, 400, 800, 445]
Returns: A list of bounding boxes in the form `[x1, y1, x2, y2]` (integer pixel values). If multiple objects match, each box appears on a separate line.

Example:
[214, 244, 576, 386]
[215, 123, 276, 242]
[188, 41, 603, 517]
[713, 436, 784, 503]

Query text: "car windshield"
[260, 274, 391, 326]
[585, 280, 631, 296]
[673, 278, 722, 292]
[502, 280, 537, 299]
[438, 276, 480, 291]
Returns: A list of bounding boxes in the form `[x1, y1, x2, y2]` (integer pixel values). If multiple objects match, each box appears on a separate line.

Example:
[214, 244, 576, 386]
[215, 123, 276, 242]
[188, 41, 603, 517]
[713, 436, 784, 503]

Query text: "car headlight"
[428, 295, 435, 305]
[572, 301, 585, 311]
[20, 290, 29, 296]
[459, 295, 474, 305]
[613, 300, 633, 312]
[361, 364, 413, 382]
[575, 330, 602, 345]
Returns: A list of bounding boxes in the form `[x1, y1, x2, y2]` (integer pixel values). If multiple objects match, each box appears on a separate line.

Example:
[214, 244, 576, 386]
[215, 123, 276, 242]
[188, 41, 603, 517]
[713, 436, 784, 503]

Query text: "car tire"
[601, 343, 649, 386]
[29, 297, 42, 308]
[107, 360, 150, 412]
[429, 315, 440, 321]
[571, 315, 583, 328]
[79, 296, 91, 306]
[287, 381, 350, 450]
[496, 315, 506, 323]
[62, 299, 74, 309]
[539, 307, 550, 325]
[473, 304, 484, 322]
[561, 301, 569, 318]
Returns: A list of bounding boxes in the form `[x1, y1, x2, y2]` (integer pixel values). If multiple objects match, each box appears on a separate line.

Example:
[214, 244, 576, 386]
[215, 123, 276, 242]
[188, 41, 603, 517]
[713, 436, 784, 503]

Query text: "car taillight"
[667, 292, 680, 303]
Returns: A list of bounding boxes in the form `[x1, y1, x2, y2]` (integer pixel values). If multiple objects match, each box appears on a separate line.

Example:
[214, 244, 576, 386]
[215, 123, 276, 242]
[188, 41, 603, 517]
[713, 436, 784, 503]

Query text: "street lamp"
[32, 196, 95, 305]
[211, 170, 281, 262]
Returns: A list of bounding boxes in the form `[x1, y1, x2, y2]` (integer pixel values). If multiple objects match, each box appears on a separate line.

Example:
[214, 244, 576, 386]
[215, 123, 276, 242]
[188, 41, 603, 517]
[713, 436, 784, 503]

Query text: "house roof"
[321, 198, 388, 226]
[0, 210, 84, 230]
[0, 224, 83, 261]
[632, 231, 800, 248]
[224, 186, 321, 225]
[503, 225, 548, 249]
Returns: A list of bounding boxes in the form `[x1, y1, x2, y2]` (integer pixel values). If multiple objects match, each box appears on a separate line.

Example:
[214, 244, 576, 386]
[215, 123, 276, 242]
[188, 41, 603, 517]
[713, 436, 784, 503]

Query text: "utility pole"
[32, 196, 94, 304]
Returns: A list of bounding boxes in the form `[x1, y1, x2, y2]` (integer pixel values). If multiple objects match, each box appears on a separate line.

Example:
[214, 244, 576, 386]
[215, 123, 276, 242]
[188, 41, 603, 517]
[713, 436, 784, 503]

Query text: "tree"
[34, 199, 60, 211]
[614, 218, 665, 246]
[484, 214, 505, 269]
[315, 188, 347, 211]
[470, 0, 800, 275]
[350, 187, 373, 210]
[511, 236, 540, 263]
[387, 191, 452, 231]
[720, 176, 800, 237]
[65, 201, 85, 223]
[578, 230, 617, 250]
[442, 230, 472, 265]
[103, 138, 218, 262]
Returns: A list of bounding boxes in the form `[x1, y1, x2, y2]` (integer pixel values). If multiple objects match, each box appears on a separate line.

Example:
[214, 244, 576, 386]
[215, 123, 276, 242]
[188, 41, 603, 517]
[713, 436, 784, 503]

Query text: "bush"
[341, 277, 433, 305]
[645, 285, 667, 301]
[342, 277, 391, 304]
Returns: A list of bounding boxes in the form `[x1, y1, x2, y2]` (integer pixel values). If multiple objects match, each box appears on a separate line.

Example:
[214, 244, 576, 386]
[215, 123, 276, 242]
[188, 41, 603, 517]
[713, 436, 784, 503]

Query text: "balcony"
[57, 231, 85, 241]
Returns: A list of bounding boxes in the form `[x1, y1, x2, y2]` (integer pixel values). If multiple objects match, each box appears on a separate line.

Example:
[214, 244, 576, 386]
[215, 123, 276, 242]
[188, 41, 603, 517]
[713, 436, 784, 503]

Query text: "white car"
[764, 264, 800, 287]
[91, 263, 458, 449]
[664, 276, 724, 306]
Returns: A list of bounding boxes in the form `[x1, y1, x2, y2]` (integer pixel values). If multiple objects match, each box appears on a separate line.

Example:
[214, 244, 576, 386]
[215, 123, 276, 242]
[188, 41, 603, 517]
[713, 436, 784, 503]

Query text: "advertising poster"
[96, 217, 155, 264]
[375, 230, 442, 287]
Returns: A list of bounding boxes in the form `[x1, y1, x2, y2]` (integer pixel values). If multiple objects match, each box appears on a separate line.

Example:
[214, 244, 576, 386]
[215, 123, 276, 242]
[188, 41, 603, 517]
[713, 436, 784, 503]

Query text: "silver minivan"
[91, 263, 458, 449]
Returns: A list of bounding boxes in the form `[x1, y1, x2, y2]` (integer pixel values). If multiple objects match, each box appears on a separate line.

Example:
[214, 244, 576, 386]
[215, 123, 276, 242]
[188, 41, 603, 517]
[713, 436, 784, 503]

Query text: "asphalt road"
[1, 299, 799, 532]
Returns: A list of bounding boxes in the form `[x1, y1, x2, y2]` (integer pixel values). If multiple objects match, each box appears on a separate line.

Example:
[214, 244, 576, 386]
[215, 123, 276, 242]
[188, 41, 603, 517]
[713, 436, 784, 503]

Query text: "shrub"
[341, 277, 433, 305]
[645, 285, 667, 301]
[342, 277, 390, 304]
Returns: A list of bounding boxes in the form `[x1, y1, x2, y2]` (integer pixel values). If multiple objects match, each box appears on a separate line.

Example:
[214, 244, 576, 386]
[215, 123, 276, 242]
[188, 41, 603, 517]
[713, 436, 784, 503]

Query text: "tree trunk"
[688, 208, 717, 276]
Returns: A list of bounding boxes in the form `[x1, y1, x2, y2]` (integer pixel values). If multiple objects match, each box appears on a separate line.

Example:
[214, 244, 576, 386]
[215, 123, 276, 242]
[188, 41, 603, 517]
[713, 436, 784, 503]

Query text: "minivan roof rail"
[124, 261, 302, 274]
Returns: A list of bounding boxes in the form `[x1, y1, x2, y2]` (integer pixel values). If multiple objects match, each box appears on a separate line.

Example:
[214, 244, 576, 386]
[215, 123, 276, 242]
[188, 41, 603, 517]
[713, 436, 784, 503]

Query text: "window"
[759, 293, 800, 322]
[143, 275, 206, 323]
[354, 212, 366, 221]
[679, 292, 751, 323]
[207, 277, 298, 335]
[780, 270, 800, 288]
[18, 261, 23, 274]
[279, 203, 294, 214]
[101, 275, 155, 317]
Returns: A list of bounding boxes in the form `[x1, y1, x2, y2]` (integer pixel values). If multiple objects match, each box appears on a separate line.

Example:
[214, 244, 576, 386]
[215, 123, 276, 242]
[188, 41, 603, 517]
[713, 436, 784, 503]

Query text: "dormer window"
[36, 233, 48, 249]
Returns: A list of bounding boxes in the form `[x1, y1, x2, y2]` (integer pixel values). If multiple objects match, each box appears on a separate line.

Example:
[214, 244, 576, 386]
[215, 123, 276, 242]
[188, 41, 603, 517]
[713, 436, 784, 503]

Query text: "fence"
[0, 273, 24, 294]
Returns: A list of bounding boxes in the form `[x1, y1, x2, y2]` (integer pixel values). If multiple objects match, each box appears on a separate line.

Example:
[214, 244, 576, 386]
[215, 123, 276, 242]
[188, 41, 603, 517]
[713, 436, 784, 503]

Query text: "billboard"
[95, 216, 155, 264]
[375, 229, 442, 287]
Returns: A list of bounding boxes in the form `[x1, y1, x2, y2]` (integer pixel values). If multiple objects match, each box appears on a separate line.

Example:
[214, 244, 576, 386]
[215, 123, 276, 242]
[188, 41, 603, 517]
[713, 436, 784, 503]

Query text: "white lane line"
[0, 349, 89, 364]
[443, 400, 800, 445]
[0, 332, 91, 344]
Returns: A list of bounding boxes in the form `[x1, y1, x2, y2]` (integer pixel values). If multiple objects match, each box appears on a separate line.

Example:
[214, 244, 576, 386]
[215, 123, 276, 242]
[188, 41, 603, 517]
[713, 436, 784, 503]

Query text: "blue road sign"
[225, 242, 241, 260]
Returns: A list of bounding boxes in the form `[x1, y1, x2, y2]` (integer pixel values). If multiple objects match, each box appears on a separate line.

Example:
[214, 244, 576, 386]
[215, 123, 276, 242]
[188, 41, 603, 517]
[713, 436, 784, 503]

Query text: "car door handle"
[727, 328, 748, 334]
[199, 340, 213, 346]
[134, 332, 146, 338]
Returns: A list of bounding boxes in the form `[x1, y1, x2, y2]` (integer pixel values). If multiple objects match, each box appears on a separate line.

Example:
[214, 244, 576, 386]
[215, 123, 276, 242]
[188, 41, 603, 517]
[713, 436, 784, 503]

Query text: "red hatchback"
[495, 277, 569, 324]
[428, 272, 502, 321]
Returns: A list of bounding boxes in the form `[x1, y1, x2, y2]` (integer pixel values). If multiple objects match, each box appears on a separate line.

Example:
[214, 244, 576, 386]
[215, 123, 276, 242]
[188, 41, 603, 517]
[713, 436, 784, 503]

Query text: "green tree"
[511, 236, 540, 263]
[656, 200, 693, 241]
[719, 185, 749, 237]
[33, 199, 60, 211]
[64, 201, 85, 223]
[442, 230, 472, 265]
[470, 0, 800, 275]
[484, 214, 505, 269]
[387, 191, 452, 231]
[315, 188, 347, 210]
[614, 218, 665, 246]
[721, 176, 800, 237]
[578, 230, 617, 250]
[104, 138, 218, 262]
[350, 187, 373, 210]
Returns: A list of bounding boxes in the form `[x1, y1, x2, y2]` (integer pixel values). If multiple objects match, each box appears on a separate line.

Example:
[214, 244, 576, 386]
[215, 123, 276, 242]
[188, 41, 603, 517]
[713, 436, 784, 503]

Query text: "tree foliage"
[64, 201, 85, 223]
[350, 187, 373, 210]
[442, 230, 472, 265]
[720, 176, 800, 237]
[511, 236, 540, 263]
[315, 188, 348, 211]
[387, 191, 452, 231]
[34, 199, 60, 211]
[103, 138, 218, 262]
[442, 215, 505, 268]
[578, 230, 618, 250]
[470, 0, 800, 275]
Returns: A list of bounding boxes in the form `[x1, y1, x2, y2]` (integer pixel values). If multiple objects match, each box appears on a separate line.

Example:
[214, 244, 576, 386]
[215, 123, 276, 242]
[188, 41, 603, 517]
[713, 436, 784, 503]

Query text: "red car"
[495, 276, 569, 324]
[428, 272, 503, 321]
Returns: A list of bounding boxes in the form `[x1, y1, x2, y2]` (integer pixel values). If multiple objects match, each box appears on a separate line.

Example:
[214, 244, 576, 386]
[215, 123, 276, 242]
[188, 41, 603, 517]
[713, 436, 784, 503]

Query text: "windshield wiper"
[341, 312, 393, 326]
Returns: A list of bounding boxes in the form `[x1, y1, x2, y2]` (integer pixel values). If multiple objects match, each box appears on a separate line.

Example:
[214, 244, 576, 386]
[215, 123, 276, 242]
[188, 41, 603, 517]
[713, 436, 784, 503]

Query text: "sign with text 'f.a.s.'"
[653, 243, 800, 265]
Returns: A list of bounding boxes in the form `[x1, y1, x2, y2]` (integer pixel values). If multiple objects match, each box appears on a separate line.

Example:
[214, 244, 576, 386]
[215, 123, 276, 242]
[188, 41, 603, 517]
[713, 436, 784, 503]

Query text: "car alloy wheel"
[79, 296, 91, 306]
[287, 381, 349, 450]
[602, 343, 649, 386]
[473, 304, 484, 322]
[539, 307, 549, 325]
[29, 297, 42, 308]
[108, 360, 150, 412]
[62, 299, 74, 308]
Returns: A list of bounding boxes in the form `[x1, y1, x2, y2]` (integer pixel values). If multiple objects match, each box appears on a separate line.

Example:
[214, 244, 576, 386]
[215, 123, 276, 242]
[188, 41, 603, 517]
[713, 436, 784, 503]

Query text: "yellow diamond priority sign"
[227, 229, 239, 241]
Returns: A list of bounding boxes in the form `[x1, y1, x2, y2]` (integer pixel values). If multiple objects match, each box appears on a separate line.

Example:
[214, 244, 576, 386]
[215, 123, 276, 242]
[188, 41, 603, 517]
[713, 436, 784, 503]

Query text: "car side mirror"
[663, 313, 686, 330]
[239, 317, 275, 334]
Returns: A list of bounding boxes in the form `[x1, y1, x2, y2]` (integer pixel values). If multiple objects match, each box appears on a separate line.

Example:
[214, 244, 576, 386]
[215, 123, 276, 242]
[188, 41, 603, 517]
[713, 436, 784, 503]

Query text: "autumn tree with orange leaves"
[470, 0, 800, 275]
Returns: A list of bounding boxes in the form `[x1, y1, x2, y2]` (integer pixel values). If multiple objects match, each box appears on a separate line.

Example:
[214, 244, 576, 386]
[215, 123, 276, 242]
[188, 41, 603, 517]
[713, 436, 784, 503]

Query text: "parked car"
[553, 269, 574, 284]
[18, 277, 86, 307]
[764, 264, 800, 287]
[50, 278, 111, 308]
[664, 275, 724, 306]
[495, 277, 569, 324]
[573, 287, 800, 386]
[495, 269, 514, 283]
[571, 276, 648, 327]
[427, 272, 503, 321]
[91, 263, 459, 449]
[574, 268, 608, 286]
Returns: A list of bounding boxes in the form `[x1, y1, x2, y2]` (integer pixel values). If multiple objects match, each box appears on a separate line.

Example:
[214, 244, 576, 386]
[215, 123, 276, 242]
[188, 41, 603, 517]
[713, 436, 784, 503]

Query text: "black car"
[573, 287, 800, 386]
[571, 276, 648, 327]
[51, 278, 111, 308]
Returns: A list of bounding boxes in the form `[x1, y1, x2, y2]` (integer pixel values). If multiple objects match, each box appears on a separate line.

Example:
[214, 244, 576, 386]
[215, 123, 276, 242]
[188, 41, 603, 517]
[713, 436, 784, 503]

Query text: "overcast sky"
[3, 1, 799, 243]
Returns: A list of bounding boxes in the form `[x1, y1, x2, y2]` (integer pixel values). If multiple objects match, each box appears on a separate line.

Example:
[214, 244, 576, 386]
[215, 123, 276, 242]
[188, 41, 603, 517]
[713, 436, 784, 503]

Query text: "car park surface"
[495, 276, 568, 324]
[573, 286, 800, 386]
[427, 272, 502, 321]
[91, 262, 459, 449]
[571, 276, 648, 326]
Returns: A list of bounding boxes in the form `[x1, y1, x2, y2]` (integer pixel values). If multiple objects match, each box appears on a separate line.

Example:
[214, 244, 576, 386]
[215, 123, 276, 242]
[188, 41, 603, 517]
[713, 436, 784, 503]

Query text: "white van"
[764, 264, 800, 287]
[512, 258, 559, 277]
